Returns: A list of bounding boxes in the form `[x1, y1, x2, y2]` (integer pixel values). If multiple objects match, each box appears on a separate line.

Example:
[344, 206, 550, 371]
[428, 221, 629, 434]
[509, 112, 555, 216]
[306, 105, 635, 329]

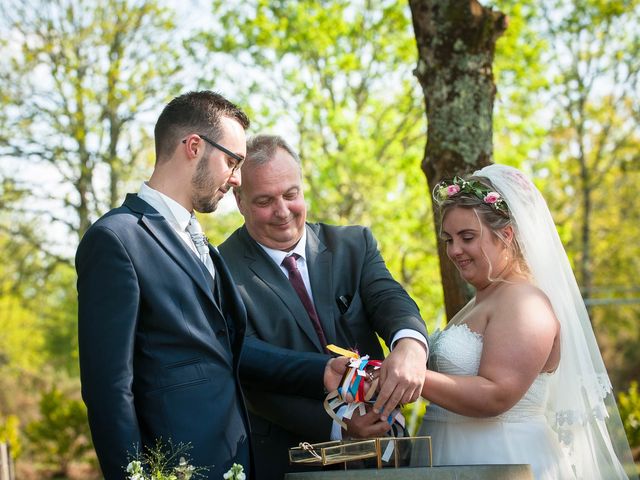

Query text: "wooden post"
[0, 443, 15, 480]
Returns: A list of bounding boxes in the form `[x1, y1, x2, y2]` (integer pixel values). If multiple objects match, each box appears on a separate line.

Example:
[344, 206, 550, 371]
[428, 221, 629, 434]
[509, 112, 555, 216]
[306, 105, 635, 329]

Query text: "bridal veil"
[474, 164, 637, 479]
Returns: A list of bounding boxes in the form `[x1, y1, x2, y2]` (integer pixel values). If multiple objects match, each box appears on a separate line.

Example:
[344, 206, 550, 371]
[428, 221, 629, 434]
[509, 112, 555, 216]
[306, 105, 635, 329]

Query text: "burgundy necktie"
[282, 254, 328, 350]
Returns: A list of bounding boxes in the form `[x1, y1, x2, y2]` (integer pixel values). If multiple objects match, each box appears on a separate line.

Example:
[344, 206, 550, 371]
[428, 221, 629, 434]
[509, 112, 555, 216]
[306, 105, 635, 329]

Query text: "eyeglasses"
[182, 134, 245, 173]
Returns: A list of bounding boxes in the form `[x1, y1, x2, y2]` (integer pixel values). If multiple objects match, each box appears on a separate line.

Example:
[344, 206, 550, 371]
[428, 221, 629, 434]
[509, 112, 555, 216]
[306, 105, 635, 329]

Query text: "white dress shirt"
[137, 182, 215, 279]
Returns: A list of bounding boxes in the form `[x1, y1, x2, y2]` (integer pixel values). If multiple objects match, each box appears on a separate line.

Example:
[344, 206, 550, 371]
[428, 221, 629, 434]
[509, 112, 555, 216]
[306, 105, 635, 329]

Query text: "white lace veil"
[474, 164, 637, 479]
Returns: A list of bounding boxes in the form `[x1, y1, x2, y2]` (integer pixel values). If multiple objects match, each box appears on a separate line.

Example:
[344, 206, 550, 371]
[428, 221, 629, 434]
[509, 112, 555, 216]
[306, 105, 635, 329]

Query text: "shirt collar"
[257, 226, 308, 266]
[138, 182, 192, 231]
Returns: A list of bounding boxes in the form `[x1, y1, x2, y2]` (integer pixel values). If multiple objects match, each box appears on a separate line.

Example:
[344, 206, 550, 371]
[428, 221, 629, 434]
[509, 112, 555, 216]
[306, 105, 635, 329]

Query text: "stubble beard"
[191, 154, 221, 214]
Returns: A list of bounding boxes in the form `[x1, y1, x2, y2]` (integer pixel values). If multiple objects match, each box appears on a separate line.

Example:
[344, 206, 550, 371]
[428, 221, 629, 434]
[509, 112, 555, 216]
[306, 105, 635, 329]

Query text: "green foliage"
[0, 414, 22, 459]
[0, 0, 185, 244]
[0, 286, 46, 374]
[0, 234, 79, 377]
[491, 0, 549, 169]
[25, 387, 93, 476]
[618, 382, 640, 456]
[194, 0, 441, 325]
[526, 0, 640, 390]
[200, 209, 244, 246]
[36, 265, 82, 376]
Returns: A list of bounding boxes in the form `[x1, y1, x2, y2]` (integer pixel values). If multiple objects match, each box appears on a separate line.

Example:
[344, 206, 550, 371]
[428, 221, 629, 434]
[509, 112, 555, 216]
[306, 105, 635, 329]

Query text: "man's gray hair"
[245, 134, 301, 168]
[235, 134, 302, 195]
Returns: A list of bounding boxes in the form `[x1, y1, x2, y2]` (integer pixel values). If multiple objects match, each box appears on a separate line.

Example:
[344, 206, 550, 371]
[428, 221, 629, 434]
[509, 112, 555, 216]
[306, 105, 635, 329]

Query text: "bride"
[412, 164, 637, 479]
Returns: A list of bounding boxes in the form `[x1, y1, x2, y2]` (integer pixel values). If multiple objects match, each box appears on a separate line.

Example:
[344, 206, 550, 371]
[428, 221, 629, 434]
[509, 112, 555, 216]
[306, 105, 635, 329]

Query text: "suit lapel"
[239, 228, 324, 352]
[125, 194, 218, 309]
[305, 225, 337, 345]
[210, 247, 247, 358]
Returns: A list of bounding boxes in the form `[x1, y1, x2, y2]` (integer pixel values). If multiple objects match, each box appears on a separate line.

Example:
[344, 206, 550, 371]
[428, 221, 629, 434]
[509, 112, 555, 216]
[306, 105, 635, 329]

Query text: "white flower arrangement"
[223, 463, 246, 480]
[124, 440, 207, 480]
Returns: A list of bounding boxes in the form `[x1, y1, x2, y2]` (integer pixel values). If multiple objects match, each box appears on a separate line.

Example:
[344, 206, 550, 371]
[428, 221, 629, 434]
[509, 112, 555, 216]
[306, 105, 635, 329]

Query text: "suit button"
[216, 328, 227, 337]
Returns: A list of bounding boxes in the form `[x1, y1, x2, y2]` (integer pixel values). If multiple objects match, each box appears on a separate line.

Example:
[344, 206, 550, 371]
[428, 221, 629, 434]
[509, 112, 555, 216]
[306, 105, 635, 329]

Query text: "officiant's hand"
[343, 406, 391, 439]
[374, 338, 427, 420]
[324, 356, 350, 393]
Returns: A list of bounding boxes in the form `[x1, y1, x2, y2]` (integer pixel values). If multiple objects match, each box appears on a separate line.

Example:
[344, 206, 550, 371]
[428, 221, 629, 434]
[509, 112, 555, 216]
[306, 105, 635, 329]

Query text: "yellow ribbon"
[326, 344, 360, 358]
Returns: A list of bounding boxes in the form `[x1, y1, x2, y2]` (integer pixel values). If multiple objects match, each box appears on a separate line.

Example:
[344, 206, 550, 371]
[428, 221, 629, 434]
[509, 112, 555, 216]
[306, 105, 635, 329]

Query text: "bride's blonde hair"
[434, 175, 530, 280]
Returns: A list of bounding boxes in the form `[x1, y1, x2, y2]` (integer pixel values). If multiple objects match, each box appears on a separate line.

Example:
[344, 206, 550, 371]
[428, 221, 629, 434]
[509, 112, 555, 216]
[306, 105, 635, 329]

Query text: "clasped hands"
[324, 338, 427, 436]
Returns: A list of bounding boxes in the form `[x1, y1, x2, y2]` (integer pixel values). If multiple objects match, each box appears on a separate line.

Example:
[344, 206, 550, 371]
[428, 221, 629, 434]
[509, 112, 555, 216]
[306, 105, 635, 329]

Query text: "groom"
[76, 91, 345, 480]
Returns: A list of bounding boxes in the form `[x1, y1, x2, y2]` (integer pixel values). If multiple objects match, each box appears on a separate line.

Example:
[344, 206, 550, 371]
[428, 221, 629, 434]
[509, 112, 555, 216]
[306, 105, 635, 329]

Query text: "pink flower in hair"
[446, 185, 461, 196]
[483, 192, 501, 204]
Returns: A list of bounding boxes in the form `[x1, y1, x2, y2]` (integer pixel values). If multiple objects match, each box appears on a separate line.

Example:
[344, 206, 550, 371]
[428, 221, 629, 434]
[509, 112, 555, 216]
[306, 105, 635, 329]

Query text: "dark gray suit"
[219, 222, 427, 480]
[76, 195, 329, 480]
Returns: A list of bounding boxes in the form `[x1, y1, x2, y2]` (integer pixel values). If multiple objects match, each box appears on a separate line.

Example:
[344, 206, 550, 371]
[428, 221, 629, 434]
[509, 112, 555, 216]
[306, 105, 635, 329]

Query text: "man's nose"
[228, 169, 241, 187]
[273, 198, 289, 218]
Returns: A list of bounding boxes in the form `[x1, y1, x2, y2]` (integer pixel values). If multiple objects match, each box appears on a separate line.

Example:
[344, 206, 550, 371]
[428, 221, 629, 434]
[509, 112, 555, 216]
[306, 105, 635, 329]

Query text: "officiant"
[219, 134, 429, 480]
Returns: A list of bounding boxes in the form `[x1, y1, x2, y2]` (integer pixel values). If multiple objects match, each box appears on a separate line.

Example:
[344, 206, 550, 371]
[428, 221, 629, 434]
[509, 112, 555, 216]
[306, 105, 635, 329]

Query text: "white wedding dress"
[414, 324, 575, 479]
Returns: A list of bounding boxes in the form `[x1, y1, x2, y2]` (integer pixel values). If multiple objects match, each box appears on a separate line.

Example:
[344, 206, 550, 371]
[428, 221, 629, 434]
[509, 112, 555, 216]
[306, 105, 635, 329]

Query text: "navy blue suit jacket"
[76, 195, 328, 479]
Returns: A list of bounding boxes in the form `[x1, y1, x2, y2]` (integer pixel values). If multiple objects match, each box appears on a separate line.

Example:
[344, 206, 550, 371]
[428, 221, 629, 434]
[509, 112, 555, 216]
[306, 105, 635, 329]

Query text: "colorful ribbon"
[324, 344, 404, 433]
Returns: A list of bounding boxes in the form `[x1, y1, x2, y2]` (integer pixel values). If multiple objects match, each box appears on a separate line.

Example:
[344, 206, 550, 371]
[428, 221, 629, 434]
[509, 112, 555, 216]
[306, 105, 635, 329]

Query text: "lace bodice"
[426, 324, 551, 422]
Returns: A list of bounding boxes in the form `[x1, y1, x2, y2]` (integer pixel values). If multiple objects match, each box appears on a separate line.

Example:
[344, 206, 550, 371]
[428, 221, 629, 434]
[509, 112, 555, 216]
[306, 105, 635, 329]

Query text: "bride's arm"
[421, 286, 559, 417]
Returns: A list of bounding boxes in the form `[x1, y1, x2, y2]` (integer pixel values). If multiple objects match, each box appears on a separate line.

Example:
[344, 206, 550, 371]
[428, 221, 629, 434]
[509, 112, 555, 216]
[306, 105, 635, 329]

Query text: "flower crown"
[433, 176, 508, 214]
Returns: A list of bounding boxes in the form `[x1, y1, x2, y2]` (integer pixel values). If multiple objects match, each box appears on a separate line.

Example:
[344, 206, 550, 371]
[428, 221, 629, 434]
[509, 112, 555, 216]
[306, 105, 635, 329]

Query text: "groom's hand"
[323, 356, 350, 393]
[374, 338, 426, 420]
[343, 406, 391, 439]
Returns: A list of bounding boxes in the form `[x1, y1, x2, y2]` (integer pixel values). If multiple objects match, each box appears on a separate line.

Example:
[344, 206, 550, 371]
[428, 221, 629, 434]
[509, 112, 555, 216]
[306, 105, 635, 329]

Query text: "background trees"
[0, 0, 183, 250]
[193, 0, 442, 322]
[535, 0, 640, 387]
[408, 0, 508, 317]
[0, 0, 638, 475]
[0, 0, 186, 476]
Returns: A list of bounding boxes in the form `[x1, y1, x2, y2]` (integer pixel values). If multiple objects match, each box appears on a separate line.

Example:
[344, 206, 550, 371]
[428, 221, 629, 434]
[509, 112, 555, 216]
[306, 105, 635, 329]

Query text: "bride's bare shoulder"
[504, 282, 551, 304]
[491, 281, 557, 326]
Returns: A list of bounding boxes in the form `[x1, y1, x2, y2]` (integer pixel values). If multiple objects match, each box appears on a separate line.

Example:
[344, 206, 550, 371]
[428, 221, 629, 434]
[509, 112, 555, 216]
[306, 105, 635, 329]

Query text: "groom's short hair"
[154, 90, 250, 163]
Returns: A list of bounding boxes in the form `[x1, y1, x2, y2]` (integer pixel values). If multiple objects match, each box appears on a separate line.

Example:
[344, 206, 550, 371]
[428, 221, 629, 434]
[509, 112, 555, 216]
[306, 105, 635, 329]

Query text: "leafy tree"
[25, 387, 93, 478]
[194, 0, 441, 322]
[0, 414, 22, 459]
[0, 287, 46, 376]
[527, 0, 640, 387]
[408, 0, 508, 317]
[537, 0, 640, 313]
[619, 382, 640, 459]
[491, 1, 549, 169]
[0, 0, 184, 255]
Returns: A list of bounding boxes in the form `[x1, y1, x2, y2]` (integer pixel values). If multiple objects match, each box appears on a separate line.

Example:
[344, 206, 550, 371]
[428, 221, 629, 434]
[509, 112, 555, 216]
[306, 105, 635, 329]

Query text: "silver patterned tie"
[186, 214, 215, 279]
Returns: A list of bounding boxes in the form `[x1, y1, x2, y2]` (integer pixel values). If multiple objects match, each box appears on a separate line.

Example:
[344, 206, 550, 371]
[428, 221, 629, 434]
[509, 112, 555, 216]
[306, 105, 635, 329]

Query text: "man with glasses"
[76, 92, 347, 480]
[219, 134, 429, 480]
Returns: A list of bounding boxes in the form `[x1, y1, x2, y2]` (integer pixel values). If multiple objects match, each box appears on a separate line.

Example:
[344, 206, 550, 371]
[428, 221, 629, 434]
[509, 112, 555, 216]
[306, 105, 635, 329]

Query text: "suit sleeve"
[239, 338, 333, 441]
[359, 227, 428, 346]
[76, 225, 141, 479]
[239, 336, 330, 400]
[244, 388, 332, 441]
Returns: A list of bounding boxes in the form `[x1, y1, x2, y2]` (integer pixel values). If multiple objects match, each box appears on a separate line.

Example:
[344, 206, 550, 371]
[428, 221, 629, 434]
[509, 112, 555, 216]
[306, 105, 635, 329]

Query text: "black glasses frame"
[182, 134, 245, 172]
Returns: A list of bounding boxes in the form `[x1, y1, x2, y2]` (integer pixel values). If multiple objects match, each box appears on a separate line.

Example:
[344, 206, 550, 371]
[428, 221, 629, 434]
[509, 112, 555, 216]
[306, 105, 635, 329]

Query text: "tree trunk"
[408, 0, 507, 319]
[578, 142, 594, 318]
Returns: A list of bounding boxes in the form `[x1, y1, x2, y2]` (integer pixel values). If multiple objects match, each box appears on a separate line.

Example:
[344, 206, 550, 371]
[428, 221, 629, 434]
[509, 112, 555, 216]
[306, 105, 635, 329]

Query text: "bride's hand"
[373, 338, 427, 420]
